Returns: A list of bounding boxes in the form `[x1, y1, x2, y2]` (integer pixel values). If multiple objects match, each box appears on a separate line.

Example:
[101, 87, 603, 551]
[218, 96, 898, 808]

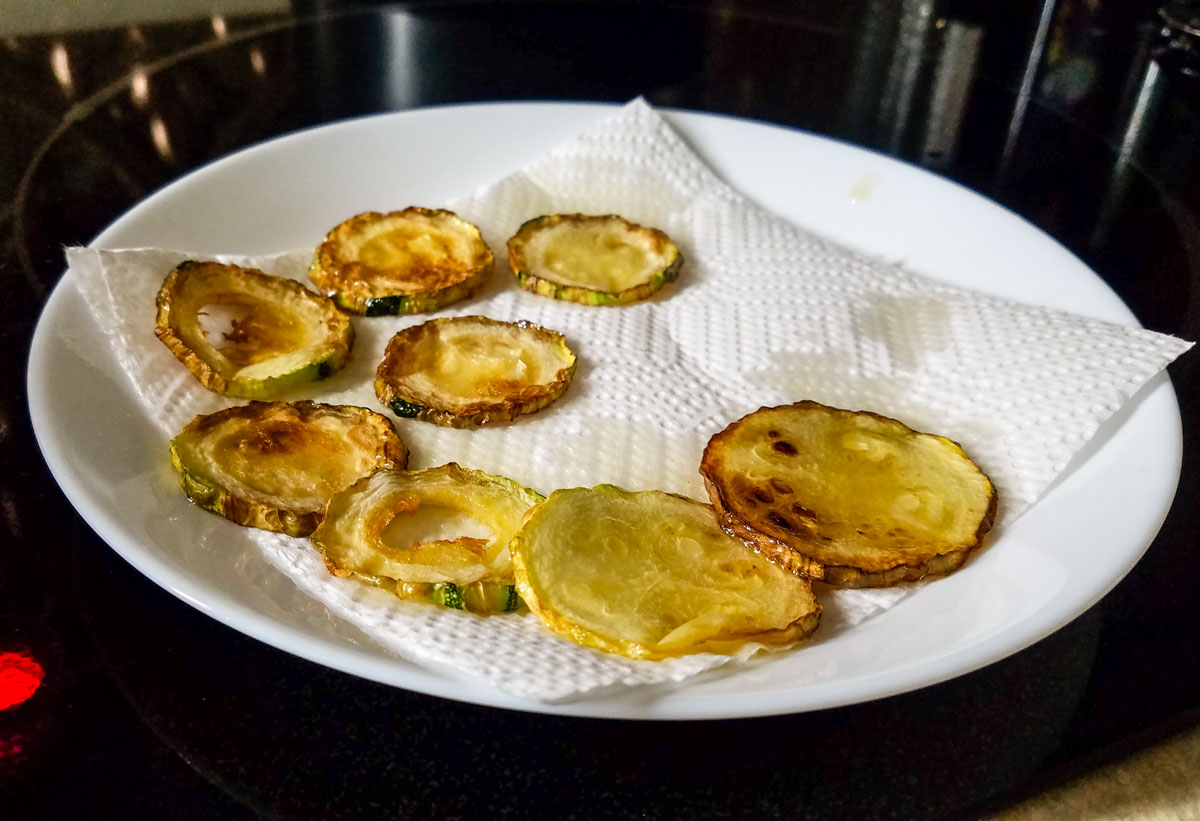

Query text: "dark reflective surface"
[3, 2, 1199, 817]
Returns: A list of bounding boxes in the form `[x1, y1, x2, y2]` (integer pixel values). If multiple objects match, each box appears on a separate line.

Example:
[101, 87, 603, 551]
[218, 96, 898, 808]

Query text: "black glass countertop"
[3, 2, 1199, 817]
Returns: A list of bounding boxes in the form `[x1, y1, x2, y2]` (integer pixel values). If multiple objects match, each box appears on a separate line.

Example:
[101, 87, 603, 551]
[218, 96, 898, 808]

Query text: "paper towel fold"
[66, 98, 1192, 703]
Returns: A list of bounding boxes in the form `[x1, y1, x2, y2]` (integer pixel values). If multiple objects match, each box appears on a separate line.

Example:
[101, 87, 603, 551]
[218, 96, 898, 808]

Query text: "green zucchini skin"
[388, 398, 424, 418]
[506, 214, 683, 307]
[227, 354, 346, 400]
[326, 280, 485, 316]
[429, 582, 523, 614]
[501, 585, 522, 613]
[171, 460, 321, 538]
[168, 401, 408, 538]
[177, 464, 223, 511]
[315, 276, 488, 317]
[310, 209, 494, 316]
[361, 294, 442, 316]
[374, 316, 576, 428]
[363, 295, 414, 316]
[155, 260, 354, 399]
[511, 269, 671, 306]
[431, 583, 465, 610]
[312, 465, 540, 614]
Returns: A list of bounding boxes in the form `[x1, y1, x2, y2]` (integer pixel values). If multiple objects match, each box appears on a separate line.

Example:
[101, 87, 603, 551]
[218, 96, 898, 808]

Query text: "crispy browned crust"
[506, 213, 682, 306]
[700, 401, 998, 588]
[154, 260, 353, 398]
[169, 400, 408, 537]
[205, 487, 324, 538]
[311, 208, 493, 315]
[374, 316, 576, 427]
[701, 472, 831, 581]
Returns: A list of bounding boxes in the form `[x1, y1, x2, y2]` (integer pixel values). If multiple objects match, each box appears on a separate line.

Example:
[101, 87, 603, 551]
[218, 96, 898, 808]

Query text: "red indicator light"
[0, 650, 45, 711]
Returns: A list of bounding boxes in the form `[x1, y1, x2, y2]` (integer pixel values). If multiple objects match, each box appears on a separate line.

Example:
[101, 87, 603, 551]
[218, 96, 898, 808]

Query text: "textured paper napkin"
[67, 98, 1192, 702]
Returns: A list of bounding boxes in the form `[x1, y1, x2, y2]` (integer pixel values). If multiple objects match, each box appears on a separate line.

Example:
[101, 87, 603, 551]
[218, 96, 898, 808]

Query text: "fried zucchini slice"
[169, 401, 409, 537]
[700, 401, 997, 588]
[512, 486, 821, 660]
[155, 260, 354, 399]
[374, 316, 576, 427]
[506, 214, 682, 306]
[311, 208, 493, 315]
[311, 464, 543, 613]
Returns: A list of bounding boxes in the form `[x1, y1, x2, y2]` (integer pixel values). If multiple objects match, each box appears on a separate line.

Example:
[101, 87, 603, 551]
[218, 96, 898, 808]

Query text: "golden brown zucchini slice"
[700, 401, 997, 588]
[311, 208, 493, 315]
[512, 485, 821, 660]
[506, 214, 682, 306]
[374, 316, 576, 427]
[155, 260, 354, 399]
[311, 464, 543, 613]
[169, 401, 409, 537]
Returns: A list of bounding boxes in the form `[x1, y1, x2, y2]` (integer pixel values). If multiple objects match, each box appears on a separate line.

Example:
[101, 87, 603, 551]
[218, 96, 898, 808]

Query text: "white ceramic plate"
[28, 103, 1182, 719]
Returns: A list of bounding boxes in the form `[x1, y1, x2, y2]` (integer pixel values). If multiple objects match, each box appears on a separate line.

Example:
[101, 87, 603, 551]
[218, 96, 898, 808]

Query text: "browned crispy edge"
[311, 208, 494, 314]
[699, 400, 998, 589]
[374, 316, 577, 427]
[154, 260, 353, 397]
[506, 213, 682, 306]
[170, 400, 409, 536]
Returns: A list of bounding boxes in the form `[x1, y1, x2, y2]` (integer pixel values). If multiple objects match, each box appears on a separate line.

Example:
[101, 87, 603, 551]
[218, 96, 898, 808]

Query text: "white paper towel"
[67, 98, 1192, 702]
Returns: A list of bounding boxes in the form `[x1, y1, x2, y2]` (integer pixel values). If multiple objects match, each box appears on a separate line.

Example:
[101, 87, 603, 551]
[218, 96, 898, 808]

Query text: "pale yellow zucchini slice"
[155, 260, 354, 399]
[700, 401, 997, 588]
[506, 214, 682, 305]
[311, 208, 493, 315]
[169, 401, 408, 537]
[311, 464, 543, 614]
[374, 316, 576, 427]
[512, 485, 821, 660]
